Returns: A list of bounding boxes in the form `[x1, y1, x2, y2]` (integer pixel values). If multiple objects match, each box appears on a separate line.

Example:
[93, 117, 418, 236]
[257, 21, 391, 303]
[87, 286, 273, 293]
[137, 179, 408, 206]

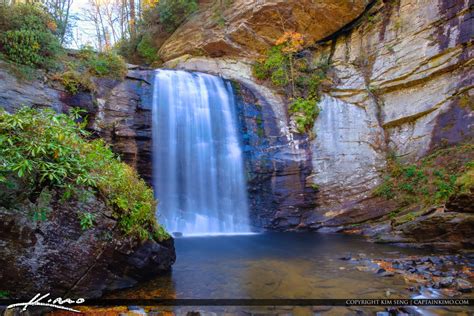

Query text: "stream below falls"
[109, 233, 473, 315]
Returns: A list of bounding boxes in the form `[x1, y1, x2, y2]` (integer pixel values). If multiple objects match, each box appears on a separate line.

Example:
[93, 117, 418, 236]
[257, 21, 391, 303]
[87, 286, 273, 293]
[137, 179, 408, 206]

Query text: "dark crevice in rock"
[309, 0, 380, 48]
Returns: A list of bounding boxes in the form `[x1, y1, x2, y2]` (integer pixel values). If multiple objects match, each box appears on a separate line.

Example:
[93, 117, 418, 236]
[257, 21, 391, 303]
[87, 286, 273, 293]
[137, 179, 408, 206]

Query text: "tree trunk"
[129, 0, 136, 38]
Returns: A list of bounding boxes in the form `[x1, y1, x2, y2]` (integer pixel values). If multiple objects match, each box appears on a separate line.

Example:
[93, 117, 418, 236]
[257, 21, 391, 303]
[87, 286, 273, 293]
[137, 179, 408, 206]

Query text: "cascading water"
[152, 69, 251, 235]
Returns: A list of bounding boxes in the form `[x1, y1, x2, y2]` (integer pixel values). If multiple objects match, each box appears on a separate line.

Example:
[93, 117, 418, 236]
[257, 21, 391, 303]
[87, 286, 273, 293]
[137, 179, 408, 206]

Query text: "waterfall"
[151, 69, 251, 235]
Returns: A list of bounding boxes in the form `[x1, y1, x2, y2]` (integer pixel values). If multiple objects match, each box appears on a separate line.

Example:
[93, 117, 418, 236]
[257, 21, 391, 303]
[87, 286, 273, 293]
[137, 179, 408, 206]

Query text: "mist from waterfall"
[152, 69, 251, 236]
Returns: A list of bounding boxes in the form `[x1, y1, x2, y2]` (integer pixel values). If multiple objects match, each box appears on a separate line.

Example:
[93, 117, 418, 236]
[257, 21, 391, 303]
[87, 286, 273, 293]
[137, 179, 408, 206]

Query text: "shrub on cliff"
[53, 70, 96, 94]
[253, 32, 328, 135]
[0, 107, 169, 241]
[0, 4, 62, 70]
[77, 46, 128, 79]
[52, 46, 127, 95]
[374, 144, 474, 223]
[136, 34, 160, 64]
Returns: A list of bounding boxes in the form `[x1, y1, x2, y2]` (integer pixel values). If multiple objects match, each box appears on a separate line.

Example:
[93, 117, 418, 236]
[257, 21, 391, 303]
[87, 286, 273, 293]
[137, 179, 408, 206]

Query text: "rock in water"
[455, 279, 473, 293]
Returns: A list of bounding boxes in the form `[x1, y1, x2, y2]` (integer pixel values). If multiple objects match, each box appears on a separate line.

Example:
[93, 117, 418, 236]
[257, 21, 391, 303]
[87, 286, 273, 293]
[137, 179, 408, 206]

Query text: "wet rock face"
[158, 0, 369, 61]
[0, 61, 65, 112]
[233, 83, 317, 230]
[88, 70, 155, 184]
[0, 186, 175, 299]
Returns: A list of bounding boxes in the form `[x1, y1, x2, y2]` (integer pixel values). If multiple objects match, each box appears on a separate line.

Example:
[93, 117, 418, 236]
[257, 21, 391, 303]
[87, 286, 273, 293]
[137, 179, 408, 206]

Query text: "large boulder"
[158, 0, 369, 61]
[373, 210, 474, 250]
[0, 185, 175, 299]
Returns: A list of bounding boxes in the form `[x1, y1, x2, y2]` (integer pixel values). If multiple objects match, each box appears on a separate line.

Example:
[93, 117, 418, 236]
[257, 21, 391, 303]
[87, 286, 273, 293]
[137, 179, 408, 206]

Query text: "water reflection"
[105, 233, 474, 314]
[110, 233, 431, 299]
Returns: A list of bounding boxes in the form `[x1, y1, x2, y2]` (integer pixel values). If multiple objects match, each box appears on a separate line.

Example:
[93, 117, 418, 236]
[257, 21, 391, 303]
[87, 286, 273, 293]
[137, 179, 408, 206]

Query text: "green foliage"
[374, 176, 394, 199]
[253, 46, 289, 85]
[79, 212, 95, 230]
[252, 40, 329, 134]
[456, 162, 474, 194]
[0, 291, 9, 299]
[289, 97, 321, 133]
[157, 0, 198, 32]
[0, 4, 53, 31]
[78, 46, 127, 79]
[374, 144, 474, 217]
[0, 107, 169, 241]
[137, 34, 159, 64]
[0, 4, 62, 70]
[53, 46, 127, 94]
[1, 30, 42, 66]
[57, 70, 96, 95]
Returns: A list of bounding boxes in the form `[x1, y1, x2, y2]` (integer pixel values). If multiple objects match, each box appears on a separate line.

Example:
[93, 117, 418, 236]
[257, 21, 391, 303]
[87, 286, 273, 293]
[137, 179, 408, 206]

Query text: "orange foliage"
[46, 20, 57, 32]
[48, 306, 128, 316]
[142, 0, 160, 9]
[275, 31, 304, 54]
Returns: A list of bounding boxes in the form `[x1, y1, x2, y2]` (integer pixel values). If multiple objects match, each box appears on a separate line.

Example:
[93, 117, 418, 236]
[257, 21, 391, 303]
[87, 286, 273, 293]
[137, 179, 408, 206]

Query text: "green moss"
[0, 107, 169, 241]
[455, 162, 474, 194]
[374, 176, 395, 199]
[395, 212, 417, 225]
[289, 97, 321, 133]
[57, 70, 96, 95]
[374, 144, 474, 220]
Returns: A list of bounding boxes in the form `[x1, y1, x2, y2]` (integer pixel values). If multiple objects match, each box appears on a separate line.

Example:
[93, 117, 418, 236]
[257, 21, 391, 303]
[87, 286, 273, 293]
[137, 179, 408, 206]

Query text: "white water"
[151, 69, 251, 235]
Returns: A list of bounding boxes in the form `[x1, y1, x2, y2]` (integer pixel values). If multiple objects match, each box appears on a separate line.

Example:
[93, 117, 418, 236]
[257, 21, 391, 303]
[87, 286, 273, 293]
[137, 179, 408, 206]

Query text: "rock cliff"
[0, 186, 175, 299]
[0, 65, 175, 299]
[159, 0, 473, 244]
[0, 0, 472, 247]
[158, 0, 369, 61]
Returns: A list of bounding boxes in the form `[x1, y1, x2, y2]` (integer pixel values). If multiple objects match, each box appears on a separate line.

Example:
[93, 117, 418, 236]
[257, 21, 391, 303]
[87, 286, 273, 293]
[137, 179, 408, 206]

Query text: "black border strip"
[1, 299, 473, 306]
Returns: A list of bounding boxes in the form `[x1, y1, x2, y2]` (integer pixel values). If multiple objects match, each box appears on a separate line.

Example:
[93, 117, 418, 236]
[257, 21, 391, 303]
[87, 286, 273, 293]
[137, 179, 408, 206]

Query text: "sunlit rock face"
[158, 0, 369, 61]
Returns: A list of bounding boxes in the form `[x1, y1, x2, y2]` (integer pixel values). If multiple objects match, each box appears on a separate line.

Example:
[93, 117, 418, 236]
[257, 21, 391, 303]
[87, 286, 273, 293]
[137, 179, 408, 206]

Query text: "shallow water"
[109, 233, 472, 315]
